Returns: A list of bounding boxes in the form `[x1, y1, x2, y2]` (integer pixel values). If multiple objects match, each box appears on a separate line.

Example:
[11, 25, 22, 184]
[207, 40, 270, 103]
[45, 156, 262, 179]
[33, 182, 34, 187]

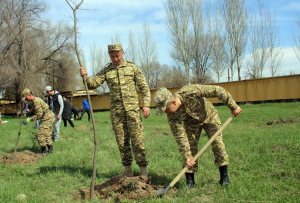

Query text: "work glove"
[22, 118, 31, 125]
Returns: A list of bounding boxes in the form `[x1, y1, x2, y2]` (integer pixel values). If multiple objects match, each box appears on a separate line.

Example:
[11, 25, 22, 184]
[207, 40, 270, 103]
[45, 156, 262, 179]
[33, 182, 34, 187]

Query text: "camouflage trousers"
[183, 112, 229, 173]
[37, 111, 55, 147]
[110, 106, 148, 167]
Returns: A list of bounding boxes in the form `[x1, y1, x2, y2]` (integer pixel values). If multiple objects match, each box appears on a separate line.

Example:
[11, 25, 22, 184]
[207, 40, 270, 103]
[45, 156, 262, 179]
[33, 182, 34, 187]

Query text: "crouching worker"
[21, 88, 55, 154]
[153, 85, 242, 188]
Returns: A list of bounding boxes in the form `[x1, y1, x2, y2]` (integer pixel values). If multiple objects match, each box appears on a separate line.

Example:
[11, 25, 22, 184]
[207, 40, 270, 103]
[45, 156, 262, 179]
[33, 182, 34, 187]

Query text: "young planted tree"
[65, 0, 98, 199]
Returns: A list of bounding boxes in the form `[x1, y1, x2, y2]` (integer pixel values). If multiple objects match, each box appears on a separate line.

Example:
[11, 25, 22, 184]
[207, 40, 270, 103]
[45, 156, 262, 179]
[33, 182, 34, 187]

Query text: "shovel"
[155, 114, 235, 195]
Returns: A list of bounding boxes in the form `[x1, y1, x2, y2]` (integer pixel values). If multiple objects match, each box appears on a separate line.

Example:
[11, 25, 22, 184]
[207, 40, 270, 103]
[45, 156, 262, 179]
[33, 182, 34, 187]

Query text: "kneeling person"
[154, 85, 242, 187]
[22, 88, 55, 154]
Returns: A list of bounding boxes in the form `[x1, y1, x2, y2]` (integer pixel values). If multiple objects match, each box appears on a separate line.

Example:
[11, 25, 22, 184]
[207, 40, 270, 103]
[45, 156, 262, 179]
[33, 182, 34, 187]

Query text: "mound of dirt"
[0, 150, 44, 165]
[267, 119, 296, 125]
[74, 125, 92, 131]
[79, 176, 176, 202]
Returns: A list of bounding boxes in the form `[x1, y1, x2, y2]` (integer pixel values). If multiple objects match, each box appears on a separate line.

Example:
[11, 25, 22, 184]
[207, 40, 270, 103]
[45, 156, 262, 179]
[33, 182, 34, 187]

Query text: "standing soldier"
[153, 85, 242, 187]
[21, 88, 55, 154]
[79, 43, 151, 177]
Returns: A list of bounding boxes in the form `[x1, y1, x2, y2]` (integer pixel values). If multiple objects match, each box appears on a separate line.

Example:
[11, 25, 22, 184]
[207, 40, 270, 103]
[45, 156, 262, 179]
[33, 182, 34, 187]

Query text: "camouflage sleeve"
[86, 69, 106, 89]
[167, 114, 193, 159]
[31, 100, 43, 121]
[197, 85, 238, 111]
[134, 65, 151, 107]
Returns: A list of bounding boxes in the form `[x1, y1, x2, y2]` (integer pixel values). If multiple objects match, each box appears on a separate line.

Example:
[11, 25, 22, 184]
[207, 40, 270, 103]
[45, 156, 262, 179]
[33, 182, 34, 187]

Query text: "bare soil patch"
[0, 150, 44, 165]
[89, 120, 109, 124]
[267, 119, 296, 125]
[79, 176, 176, 202]
[74, 125, 92, 131]
[153, 131, 172, 135]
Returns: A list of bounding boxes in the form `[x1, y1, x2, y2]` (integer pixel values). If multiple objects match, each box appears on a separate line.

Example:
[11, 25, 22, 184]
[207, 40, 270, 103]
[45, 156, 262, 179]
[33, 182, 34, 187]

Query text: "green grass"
[0, 102, 300, 202]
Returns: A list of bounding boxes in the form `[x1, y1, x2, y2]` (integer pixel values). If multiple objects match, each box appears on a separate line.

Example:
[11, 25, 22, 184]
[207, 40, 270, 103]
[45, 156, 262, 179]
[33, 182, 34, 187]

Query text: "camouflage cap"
[21, 88, 31, 101]
[108, 43, 123, 52]
[153, 87, 173, 116]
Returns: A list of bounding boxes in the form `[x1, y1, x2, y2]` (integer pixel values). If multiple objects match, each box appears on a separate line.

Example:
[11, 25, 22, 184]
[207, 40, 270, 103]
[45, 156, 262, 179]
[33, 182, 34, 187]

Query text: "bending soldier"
[154, 85, 242, 187]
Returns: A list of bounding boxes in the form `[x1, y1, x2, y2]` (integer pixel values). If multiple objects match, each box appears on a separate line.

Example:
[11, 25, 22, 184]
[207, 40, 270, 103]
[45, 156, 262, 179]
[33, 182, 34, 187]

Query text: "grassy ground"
[0, 102, 299, 202]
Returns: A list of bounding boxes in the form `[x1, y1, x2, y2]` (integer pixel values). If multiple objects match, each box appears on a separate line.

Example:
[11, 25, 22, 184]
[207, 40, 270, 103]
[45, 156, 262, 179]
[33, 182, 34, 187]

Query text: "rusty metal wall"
[1, 75, 299, 114]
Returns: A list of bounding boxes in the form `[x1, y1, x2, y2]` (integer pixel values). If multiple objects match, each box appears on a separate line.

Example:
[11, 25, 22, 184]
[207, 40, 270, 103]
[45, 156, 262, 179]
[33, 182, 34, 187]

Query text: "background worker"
[21, 88, 55, 154]
[79, 99, 90, 121]
[79, 43, 151, 177]
[0, 119, 2, 125]
[44, 86, 64, 142]
[70, 101, 79, 120]
[154, 85, 242, 188]
[62, 97, 74, 128]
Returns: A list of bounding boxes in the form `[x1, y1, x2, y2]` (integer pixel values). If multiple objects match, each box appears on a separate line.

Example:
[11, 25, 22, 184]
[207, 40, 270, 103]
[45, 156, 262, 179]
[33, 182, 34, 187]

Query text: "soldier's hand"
[79, 67, 88, 78]
[231, 106, 242, 117]
[186, 157, 195, 169]
[141, 107, 150, 119]
[57, 115, 61, 120]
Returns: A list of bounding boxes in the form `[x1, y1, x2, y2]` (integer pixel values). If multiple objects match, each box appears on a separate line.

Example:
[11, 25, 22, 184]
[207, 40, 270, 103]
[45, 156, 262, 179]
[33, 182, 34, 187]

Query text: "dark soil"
[0, 150, 44, 164]
[267, 119, 296, 125]
[79, 176, 176, 202]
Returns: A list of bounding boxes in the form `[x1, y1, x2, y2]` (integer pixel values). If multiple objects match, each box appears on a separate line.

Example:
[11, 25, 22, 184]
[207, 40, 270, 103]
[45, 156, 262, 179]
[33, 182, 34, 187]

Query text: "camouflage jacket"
[167, 84, 238, 159]
[27, 97, 53, 121]
[86, 60, 150, 111]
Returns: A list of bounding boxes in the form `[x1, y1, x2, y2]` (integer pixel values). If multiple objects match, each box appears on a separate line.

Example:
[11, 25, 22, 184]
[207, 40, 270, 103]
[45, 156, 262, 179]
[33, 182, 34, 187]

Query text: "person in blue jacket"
[80, 99, 90, 121]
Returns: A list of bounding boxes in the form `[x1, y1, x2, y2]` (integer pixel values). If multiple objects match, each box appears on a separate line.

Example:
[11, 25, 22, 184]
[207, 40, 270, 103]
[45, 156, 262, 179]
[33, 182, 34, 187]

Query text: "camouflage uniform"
[154, 85, 238, 173]
[25, 97, 55, 148]
[86, 44, 150, 167]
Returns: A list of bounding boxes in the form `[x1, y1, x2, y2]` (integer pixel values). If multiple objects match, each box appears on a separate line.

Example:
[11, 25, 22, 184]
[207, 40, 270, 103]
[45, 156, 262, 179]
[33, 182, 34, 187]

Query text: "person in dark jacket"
[62, 97, 74, 128]
[80, 99, 90, 121]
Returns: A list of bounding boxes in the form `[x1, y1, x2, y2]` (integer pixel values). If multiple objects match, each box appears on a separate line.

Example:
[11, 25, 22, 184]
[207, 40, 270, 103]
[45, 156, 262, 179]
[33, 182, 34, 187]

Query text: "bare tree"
[0, 0, 48, 107]
[269, 11, 283, 77]
[89, 43, 109, 92]
[156, 64, 187, 88]
[210, 0, 228, 83]
[221, 0, 247, 81]
[245, 1, 279, 79]
[138, 21, 159, 89]
[111, 34, 121, 44]
[126, 29, 137, 63]
[293, 13, 300, 62]
[164, 0, 192, 85]
[189, 1, 215, 84]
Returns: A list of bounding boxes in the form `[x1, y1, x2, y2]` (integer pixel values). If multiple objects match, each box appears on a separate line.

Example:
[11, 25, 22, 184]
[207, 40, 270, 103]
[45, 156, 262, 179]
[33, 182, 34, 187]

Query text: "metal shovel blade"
[155, 185, 171, 196]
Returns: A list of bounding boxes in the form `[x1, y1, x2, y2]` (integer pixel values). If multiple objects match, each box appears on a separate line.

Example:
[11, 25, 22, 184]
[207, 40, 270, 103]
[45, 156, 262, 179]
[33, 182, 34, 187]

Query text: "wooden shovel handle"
[169, 114, 235, 187]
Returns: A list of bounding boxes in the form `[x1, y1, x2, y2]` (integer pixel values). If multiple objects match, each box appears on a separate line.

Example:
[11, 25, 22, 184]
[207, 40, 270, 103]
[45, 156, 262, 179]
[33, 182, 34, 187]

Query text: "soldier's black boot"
[219, 165, 231, 186]
[185, 173, 195, 188]
[41, 146, 47, 155]
[47, 145, 53, 153]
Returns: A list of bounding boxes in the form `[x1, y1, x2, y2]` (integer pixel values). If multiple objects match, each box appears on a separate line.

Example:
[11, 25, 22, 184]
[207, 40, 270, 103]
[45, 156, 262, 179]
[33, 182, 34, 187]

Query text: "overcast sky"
[42, 0, 300, 82]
